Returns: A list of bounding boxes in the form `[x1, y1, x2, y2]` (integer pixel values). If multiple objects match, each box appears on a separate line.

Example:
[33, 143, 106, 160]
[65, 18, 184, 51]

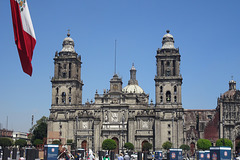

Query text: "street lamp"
[75, 116, 78, 154]
[122, 113, 125, 154]
[223, 116, 225, 146]
[182, 114, 185, 145]
[172, 111, 175, 148]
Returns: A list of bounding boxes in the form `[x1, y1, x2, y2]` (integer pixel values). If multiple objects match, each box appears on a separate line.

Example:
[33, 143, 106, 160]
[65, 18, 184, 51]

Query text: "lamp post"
[122, 113, 125, 154]
[182, 114, 185, 145]
[223, 116, 225, 146]
[75, 116, 78, 154]
[172, 111, 175, 148]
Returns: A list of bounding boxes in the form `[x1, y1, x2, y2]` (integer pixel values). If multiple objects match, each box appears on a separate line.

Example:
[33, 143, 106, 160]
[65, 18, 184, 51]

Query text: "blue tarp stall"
[197, 151, 205, 160]
[154, 151, 163, 160]
[210, 147, 231, 160]
[169, 149, 183, 160]
[44, 144, 59, 160]
[204, 150, 210, 160]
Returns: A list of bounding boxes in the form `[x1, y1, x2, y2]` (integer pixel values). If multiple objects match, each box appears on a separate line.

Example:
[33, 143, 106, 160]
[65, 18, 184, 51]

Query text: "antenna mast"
[114, 40, 117, 75]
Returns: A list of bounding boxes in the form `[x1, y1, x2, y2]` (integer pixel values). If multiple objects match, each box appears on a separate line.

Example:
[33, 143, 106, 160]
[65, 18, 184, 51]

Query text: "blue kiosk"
[155, 151, 163, 160]
[204, 150, 210, 160]
[44, 144, 59, 160]
[169, 149, 182, 160]
[210, 147, 231, 160]
[197, 151, 205, 160]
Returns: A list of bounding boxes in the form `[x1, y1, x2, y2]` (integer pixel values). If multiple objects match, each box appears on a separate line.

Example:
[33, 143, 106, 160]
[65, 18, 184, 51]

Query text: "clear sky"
[1, 0, 240, 132]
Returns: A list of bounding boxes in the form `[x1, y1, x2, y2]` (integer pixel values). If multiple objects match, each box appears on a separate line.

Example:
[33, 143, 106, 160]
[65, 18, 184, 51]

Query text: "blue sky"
[1, 0, 240, 132]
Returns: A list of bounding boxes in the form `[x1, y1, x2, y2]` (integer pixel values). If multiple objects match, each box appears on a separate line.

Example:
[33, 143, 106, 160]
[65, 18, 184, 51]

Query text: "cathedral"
[47, 30, 240, 154]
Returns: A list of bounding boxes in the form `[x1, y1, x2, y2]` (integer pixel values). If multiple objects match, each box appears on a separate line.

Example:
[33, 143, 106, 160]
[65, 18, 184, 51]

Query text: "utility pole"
[177, 111, 178, 148]
[75, 116, 78, 154]
[172, 111, 175, 148]
[122, 113, 125, 154]
[223, 116, 225, 146]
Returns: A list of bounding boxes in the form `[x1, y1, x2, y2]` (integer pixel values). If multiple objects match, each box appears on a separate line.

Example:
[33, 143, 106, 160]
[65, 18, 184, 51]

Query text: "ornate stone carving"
[111, 112, 118, 122]
[82, 122, 88, 129]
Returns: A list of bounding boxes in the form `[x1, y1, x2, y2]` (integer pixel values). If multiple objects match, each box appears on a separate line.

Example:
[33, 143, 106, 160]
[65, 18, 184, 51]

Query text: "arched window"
[56, 97, 58, 104]
[160, 86, 163, 93]
[166, 91, 171, 102]
[160, 96, 163, 103]
[69, 87, 72, 94]
[62, 92, 66, 104]
[174, 96, 177, 103]
[63, 72, 67, 78]
[56, 87, 59, 95]
[69, 97, 71, 104]
[69, 63, 71, 78]
[174, 86, 177, 93]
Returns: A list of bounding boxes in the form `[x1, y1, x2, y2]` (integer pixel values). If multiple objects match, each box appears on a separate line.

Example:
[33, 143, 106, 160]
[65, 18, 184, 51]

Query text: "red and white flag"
[10, 0, 36, 76]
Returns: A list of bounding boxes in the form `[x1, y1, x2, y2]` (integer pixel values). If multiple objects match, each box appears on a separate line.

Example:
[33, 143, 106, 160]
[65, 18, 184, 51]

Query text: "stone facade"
[217, 80, 240, 153]
[47, 30, 184, 153]
[47, 30, 240, 154]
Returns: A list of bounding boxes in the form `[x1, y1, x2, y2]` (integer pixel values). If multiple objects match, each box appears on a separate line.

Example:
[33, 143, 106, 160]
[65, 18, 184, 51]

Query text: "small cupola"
[229, 79, 236, 90]
[162, 30, 175, 49]
[61, 32, 75, 52]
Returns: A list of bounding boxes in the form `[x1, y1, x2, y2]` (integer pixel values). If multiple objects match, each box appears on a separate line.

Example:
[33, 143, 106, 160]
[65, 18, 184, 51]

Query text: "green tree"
[162, 141, 172, 151]
[216, 138, 233, 148]
[29, 116, 48, 133]
[33, 139, 43, 147]
[142, 142, 152, 152]
[0, 137, 13, 148]
[102, 139, 117, 153]
[52, 140, 61, 145]
[197, 139, 212, 151]
[15, 139, 27, 148]
[31, 116, 48, 144]
[124, 142, 134, 151]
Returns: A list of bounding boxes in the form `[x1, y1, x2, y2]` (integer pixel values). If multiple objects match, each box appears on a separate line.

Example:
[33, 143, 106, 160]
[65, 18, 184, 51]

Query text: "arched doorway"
[142, 140, 149, 152]
[81, 140, 87, 151]
[112, 137, 119, 154]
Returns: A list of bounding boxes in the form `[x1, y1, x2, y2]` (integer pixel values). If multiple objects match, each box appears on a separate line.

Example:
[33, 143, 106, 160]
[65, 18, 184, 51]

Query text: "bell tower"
[154, 30, 183, 108]
[51, 32, 83, 106]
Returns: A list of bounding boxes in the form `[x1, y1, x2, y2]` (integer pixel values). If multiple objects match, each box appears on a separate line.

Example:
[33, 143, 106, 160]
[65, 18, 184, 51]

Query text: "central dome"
[123, 84, 144, 94]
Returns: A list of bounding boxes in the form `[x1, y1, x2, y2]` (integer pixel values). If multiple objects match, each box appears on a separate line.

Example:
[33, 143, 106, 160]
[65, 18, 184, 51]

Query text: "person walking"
[118, 153, 124, 160]
[124, 153, 130, 160]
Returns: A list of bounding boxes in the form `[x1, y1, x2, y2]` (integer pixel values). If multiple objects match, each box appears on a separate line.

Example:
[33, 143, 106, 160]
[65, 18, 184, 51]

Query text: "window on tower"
[56, 97, 58, 105]
[69, 63, 71, 78]
[69, 97, 71, 104]
[160, 96, 163, 103]
[63, 72, 66, 78]
[62, 92, 66, 104]
[69, 87, 72, 94]
[160, 86, 163, 93]
[174, 96, 177, 103]
[56, 87, 59, 95]
[166, 91, 171, 103]
[174, 86, 177, 93]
